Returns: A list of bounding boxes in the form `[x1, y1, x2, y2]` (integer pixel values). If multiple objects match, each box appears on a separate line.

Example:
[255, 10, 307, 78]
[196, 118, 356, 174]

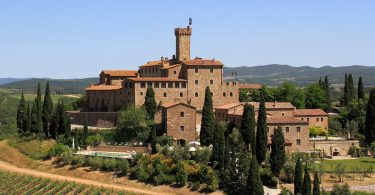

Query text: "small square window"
[297, 127, 301, 132]
[210, 68, 213, 73]
[195, 80, 198, 85]
[321, 117, 323, 122]
[174, 71, 177, 75]
[180, 126, 185, 131]
[195, 68, 198, 73]
[140, 92, 143, 96]
[168, 83, 173, 88]
[163, 92, 167, 97]
[175, 83, 180, 88]
[181, 83, 186, 88]
[286, 127, 289, 133]
[301, 118, 304, 121]
[297, 139, 301, 145]
[154, 83, 159, 88]
[161, 83, 166, 88]
[180, 112, 184, 117]
[282, 113, 285, 116]
[307, 118, 310, 122]
[210, 80, 213, 84]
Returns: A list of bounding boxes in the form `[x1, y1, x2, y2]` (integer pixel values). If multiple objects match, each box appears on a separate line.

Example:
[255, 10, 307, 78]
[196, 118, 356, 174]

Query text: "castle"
[75, 22, 328, 152]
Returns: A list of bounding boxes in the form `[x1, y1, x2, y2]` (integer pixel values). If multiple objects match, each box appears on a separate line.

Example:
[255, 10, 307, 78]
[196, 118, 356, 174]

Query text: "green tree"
[365, 89, 375, 144]
[344, 73, 349, 106]
[304, 84, 327, 110]
[175, 161, 187, 186]
[49, 101, 70, 139]
[42, 81, 53, 137]
[83, 114, 89, 143]
[270, 126, 286, 177]
[294, 158, 303, 195]
[118, 106, 153, 142]
[358, 76, 364, 99]
[25, 104, 31, 134]
[143, 87, 157, 120]
[323, 76, 331, 111]
[313, 172, 320, 195]
[16, 92, 26, 134]
[256, 98, 268, 164]
[348, 74, 355, 100]
[200, 86, 215, 146]
[240, 103, 256, 153]
[246, 156, 264, 195]
[302, 165, 312, 195]
[30, 99, 38, 134]
[212, 122, 226, 169]
[36, 82, 42, 133]
[274, 82, 305, 108]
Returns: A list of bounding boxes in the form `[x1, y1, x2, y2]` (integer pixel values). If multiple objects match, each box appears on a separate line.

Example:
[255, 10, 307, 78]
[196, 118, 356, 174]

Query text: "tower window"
[163, 92, 167, 97]
[223, 92, 226, 97]
[195, 68, 198, 73]
[180, 92, 183, 97]
[180, 126, 185, 131]
[195, 80, 198, 85]
[282, 113, 285, 116]
[230, 92, 233, 97]
[210, 80, 213, 84]
[180, 112, 184, 117]
[321, 117, 323, 122]
[286, 127, 289, 133]
[195, 92, 198, 97]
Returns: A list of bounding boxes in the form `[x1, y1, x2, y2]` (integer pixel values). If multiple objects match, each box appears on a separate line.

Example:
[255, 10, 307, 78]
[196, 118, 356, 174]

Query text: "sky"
[0, 0, 374, 78]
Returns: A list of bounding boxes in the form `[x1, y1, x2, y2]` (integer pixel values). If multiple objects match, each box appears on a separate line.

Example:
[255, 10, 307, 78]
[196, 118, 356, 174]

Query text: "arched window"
[195, 80, 198, 85]
[210, 80, 213, 84]
[230, 92, 233, 96]
[163, 92, 167, 97]
[223, 92, 226, 97]
[180, 92, 183, 97]
[195, 92, 198, 97]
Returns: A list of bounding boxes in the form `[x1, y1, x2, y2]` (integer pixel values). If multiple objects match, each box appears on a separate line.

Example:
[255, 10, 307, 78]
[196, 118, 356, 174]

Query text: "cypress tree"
[240, 103, 256, 153]
[212, 122, 226, 169]
[324, 76, 331, 111]
[246, 156, 264, 195]
[302, 165, 312, 195]
[200, 86, 215, 146]
[365, 89, 375, 144]
[42, 81, 53, 137]
[344, 73, 349, 106]
[358, 76, 364, 99]
[270, 126, 286, 177]
[83, 114, 89, 142]
[36, 83, 42, 133]
[25, 104, 31, 134]
[348, 74, 355, 100]
[256, 98, 268, 164]
[30, 99, 38, 134]
[294, 158, 303, 195]
[143, 87, 157, 120]
[313, 172, 320, 195]
[16, 92, 26, 134]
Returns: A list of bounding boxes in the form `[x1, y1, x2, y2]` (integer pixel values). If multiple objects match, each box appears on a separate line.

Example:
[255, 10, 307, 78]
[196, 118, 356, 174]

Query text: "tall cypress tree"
[240, 103, 256, 153]
[294, 158, 303, 195]
[256, 98, 268, 164]
[30, 99, 38, 134]
[246, 156, 264, 195]
[313, 172, 320, 195]
[25, 104, 31, 134]
[302, 165, 312, 195]
[344, 73, 349, 106]
[358, 76, 364, 99]
[42, 81, 53, 137]
[200, 87, 215, 146]
[324, 76, 331, 111]
[83, 114, 89, 143]
[16, 92, 26, 134]
[270, 126, 286, 177]
[348, 74, 355, 100]
[36, 83, 42, 133]
[365, 89, 375, 144]
[143, 87, 157, 120]
[212, 122, 226, 169]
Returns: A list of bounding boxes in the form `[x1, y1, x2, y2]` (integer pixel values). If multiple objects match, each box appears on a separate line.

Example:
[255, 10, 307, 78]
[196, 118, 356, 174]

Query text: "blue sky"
[0, 0, 374, 78]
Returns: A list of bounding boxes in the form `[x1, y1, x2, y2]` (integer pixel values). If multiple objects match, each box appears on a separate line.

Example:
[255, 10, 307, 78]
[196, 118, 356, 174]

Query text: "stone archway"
[177, 139, 186, 146]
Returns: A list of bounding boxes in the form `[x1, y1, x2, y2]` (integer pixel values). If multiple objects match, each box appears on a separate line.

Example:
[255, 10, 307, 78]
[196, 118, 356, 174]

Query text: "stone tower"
[175, 26, 192, 61]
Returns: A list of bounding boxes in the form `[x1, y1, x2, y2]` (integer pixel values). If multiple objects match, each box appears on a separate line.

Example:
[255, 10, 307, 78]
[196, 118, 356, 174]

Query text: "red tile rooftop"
[215, 102, 295, 110]
[293, 109, 328, 116]
[101, 70, 138, 77]
[85, 84, 122, 91]
[267, 116, 308, 125]
[161, 102, 196, 109]
[181, 59, 223, 66]
[127, 77, 187, 82]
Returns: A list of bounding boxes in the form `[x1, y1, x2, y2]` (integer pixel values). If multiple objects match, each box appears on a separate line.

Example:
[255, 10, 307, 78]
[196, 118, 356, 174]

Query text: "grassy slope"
[322, 157, 375, 172]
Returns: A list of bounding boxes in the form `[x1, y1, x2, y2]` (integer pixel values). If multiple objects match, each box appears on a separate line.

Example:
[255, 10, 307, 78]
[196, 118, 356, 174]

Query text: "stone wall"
[312, 139, 360, 156]
[67, 111, 119, 128]
[300, 116, 329, 129]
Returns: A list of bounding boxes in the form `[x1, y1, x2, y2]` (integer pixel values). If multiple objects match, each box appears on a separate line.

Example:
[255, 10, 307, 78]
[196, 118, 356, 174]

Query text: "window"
[168, 82, 173, 88]
[147, 82, 152, 88]
[195, 68, 198, 73]
[180, 112, 184, 117]
[297, 127, 301, 132]
[282, 112, 285, 116]
[297, 139, 301, 145]
[210, 68, 213, 73]
[174, 71, 177, 75]
[230, 92, 233, 97]
[163, 92, 167, 97]
[161, 83, 166, 88]
[140, 92, 143, 96]
[321, 117, 323, 122]
[301, 118, 304, 121]
[223, 92, 226, 97]
[154, 83, 159, 88]
[180, 92, 183, 97]
[180, 126, 185, 131]
[267, 127, 270, 133]
[307, 118, 310, 122]
[195, 80, 198, 85]
[286, 127, 289, 133]
[210, 80, 213, 84]
[181, 83, 186, 88]
[195, 92, 198, 97]
[316, 118, 319, 122]
[129, 83, 133, 88]
[175, 83, 180, 88]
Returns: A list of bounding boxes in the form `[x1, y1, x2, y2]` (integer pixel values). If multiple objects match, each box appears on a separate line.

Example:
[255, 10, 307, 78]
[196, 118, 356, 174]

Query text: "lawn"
[322, 157, 375, 173]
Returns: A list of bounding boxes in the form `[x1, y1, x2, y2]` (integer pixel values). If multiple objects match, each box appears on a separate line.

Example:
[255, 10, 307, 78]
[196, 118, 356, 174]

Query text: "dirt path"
[0, 160, 169, 195]
[64, 94, 81, 98]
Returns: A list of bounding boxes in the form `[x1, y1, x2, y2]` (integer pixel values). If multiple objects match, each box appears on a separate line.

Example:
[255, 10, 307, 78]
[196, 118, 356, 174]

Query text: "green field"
[322, 157, 375, 172]
[0, 170, 132, 195]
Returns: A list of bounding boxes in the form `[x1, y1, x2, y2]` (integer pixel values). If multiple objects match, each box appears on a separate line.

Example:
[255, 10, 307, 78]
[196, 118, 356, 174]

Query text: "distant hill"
[0, 78, 30, 85]
[0, 78, 98, 94]
[223, 64, 375, 87]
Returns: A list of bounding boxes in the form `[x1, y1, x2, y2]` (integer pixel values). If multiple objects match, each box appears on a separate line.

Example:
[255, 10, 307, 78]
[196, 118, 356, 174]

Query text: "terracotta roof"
[140, 60, 162, 67]
[181, 59, 223, 66]
[161, 102, 196, 109]
[248, 102, 295, 109]
[215, 102, 242, 109]
[127, 77, 187, 82]
[293, 109, 328, 116]
[161, 64, 181, 70]
[238, 83, 262, 89]
[85, 84, 122, 91]
[101, 70, 137, 77]
[267, 116, 308, 125]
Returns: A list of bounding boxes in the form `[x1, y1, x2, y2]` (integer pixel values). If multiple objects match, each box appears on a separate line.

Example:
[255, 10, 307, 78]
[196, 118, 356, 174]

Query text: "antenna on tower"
[189, 18, 192, 26]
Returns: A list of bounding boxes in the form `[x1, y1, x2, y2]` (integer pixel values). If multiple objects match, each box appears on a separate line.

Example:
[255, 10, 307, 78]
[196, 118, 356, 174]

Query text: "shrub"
[191, 182, 201, 191]
[48, 143, 70, 158]
[59, 150, 73, 164]
[8, 136, 56, 160]
[85, 134, 103, 147]
[175, 161, 187, 186]
[260, 173, 278, 188]
[192, 147, 211, 165]
[91, 156, 104, 170]
[207, 171, 220, 191]
[116, 159, 130, 175]
[71, 155, 85, 166]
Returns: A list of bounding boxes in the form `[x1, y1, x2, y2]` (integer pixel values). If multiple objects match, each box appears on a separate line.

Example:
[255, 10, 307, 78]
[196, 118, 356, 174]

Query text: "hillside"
[223, 64, 375, 87]
[0, 78, 98, 94]
[0, 78, 29, 85]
